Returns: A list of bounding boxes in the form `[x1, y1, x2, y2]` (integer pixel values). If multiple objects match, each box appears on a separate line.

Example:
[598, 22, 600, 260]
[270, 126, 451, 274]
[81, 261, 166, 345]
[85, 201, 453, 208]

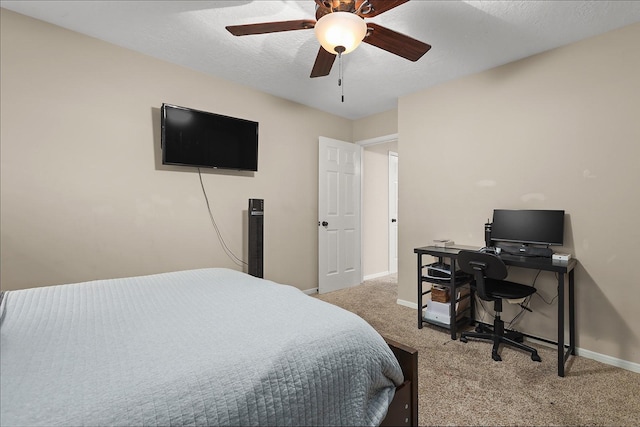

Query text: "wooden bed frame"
[381, 337, 419, 427]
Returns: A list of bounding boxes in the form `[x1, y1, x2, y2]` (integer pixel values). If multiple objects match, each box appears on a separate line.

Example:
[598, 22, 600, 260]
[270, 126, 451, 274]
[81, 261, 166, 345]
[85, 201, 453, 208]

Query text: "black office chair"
[457, 250, 541, 362]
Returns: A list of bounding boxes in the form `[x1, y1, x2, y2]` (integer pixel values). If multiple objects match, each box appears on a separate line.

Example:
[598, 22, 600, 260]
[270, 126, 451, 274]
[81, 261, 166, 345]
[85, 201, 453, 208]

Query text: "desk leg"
[449, 260, 457, 340]
[417, 253, 423, 329]
[569, 270, 576, 356]
[557, 273, 565, 377]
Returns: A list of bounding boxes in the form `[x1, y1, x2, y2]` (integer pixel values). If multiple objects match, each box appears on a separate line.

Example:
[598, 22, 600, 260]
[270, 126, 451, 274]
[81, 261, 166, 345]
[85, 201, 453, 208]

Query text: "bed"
[0, 268, 417, 426]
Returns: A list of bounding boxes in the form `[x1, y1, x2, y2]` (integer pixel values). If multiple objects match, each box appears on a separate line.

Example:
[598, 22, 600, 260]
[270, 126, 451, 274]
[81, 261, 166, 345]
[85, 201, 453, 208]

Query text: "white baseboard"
[364, 271, 391, 281]
[396, 299, 640, 374]
[303, 287, 318, 295]
[397, 298, 417, 309]
[576, 347, 640, 373]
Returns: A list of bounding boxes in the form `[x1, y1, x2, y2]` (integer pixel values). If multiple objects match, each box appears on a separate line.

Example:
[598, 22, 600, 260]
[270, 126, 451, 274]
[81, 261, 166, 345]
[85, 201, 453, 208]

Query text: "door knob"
[391, 218, 397, 223]
[321, 221, 329, 227]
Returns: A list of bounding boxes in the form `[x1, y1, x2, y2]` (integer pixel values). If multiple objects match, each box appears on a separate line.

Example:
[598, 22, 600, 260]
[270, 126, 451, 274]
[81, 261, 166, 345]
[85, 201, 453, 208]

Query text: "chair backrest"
[457, 250, 508, 301]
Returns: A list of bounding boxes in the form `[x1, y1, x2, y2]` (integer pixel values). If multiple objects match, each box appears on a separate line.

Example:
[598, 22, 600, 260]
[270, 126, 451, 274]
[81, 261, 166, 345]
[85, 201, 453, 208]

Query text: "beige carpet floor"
[315, 274, 640, 426]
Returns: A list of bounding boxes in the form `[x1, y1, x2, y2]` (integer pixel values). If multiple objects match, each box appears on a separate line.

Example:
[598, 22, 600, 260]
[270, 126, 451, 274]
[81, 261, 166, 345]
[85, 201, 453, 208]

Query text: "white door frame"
[356, 134, 398, 148]
[356, 133, 399, 279]
[388, 151, 398, 274]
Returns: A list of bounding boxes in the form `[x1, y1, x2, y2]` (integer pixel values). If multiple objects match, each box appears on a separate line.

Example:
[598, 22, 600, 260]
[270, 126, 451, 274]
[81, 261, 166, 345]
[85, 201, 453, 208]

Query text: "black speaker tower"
[248, 198, 264, 278]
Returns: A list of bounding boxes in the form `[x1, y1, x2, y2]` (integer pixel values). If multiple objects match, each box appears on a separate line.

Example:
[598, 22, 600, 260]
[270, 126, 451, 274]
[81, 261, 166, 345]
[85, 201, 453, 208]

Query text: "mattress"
[0, 268, 403, 426]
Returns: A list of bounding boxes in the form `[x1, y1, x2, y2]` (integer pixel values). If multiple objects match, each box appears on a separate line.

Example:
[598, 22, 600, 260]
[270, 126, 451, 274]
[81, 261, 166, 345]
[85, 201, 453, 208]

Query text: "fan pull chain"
[339, 52, 344, 102]
[335, 46, 346, 103]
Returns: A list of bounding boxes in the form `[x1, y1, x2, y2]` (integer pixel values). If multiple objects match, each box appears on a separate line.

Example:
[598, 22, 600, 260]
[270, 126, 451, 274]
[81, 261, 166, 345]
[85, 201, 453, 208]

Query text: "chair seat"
[483, 278, 536, 300]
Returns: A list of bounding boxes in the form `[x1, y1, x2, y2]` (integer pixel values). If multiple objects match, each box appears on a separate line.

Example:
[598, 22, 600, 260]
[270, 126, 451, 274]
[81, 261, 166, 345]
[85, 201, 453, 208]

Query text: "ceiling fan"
[226, 0, 431, 78]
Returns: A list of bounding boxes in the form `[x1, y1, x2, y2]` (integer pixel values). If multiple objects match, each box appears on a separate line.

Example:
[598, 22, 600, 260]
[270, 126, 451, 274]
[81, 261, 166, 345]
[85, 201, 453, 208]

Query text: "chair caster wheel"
[460, 336, 468, 343]
[532, 353, 542, 362]
[492, 353, 502, 361]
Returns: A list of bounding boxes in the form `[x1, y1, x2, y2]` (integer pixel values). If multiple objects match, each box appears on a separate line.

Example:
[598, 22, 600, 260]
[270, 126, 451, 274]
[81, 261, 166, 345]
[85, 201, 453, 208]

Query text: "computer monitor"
[491, 209, 565, 246]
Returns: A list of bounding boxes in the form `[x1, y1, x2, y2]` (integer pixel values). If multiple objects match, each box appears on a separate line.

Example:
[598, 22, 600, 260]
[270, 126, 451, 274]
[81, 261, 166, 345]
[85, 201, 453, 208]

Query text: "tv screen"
[161, 103, 258, 171]
[491, 209, 565, 246]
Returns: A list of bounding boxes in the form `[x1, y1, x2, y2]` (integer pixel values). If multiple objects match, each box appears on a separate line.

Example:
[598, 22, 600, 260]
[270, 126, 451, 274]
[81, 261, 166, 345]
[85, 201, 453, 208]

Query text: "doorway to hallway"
[361, 137, 398, 280]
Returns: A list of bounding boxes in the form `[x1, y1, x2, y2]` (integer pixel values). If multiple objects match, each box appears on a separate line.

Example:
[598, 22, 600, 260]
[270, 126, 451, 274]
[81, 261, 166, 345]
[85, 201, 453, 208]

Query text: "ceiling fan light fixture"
[314, 12, 367, 55]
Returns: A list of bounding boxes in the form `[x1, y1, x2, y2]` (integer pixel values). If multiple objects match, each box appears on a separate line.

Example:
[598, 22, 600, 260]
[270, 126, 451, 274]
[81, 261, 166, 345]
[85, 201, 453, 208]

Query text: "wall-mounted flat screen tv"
[161, 103, 258, 171]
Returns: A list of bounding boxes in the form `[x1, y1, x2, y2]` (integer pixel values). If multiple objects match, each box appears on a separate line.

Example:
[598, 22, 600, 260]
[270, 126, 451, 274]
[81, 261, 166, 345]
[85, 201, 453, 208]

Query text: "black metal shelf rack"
[415, 248, 474, 340]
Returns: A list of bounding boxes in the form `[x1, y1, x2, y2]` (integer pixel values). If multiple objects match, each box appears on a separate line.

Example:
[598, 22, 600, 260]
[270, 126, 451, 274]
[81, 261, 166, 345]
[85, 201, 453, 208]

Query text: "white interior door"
[318, 137, 362, 294]
[388, 151, 398, 274]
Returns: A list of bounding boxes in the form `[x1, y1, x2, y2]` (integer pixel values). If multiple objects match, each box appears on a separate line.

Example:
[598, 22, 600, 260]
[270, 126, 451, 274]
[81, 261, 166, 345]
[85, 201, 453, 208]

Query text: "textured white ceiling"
[2, 1, 640, 119]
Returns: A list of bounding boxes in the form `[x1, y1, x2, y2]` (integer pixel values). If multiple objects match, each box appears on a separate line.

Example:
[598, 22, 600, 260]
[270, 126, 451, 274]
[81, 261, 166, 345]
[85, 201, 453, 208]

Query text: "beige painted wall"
[398, 23, 640, 364]
[362, 141, 398, 277]
[353, 109, 398, 141]
[0, 9, 353, 292]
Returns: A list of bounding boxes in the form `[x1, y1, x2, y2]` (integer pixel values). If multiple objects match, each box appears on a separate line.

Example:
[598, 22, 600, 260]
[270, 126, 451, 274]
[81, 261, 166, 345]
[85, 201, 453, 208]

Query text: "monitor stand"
[495, 243, 552, 258]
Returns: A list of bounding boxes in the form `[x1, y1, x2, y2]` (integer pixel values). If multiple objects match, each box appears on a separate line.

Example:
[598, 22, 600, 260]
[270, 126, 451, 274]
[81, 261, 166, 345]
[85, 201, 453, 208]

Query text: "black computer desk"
[414, 245, 577, 377]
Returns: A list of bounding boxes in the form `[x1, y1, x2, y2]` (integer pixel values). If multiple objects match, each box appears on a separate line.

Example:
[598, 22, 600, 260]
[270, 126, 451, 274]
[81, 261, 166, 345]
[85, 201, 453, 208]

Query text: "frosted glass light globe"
[314, 12, 367, 55]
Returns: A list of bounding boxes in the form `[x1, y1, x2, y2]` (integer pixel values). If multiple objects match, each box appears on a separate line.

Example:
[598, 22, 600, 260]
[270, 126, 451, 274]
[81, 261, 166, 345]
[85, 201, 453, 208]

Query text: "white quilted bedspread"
[0, 268, 402, 426]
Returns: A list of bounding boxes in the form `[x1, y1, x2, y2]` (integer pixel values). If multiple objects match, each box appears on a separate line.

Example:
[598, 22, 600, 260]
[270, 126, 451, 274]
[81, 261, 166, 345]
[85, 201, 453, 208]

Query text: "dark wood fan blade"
[310, 47, 336, 78]
[363, 22, 431, 61]
[226, 20, 315, 36]
[357, 0, 409, 17]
